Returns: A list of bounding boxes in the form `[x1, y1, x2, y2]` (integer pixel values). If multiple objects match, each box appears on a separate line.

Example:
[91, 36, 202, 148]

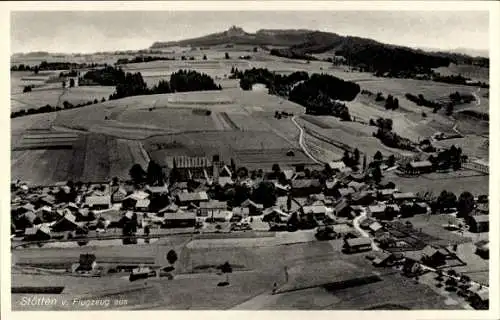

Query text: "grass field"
[433, 63, 489, 83]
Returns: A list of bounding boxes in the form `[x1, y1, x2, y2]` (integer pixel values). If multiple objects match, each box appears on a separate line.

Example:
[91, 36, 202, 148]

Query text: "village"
[11, 148, 489, 310]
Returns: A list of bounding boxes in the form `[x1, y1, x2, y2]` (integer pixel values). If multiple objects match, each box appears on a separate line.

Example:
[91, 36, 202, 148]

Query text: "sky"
[11, 11, 489, 54]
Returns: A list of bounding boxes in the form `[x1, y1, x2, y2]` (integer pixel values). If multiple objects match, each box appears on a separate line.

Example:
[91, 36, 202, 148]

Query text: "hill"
[151, 27, 487, 71]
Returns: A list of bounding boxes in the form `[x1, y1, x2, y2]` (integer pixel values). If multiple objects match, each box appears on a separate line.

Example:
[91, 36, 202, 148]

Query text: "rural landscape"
[10, 11, 490, 312]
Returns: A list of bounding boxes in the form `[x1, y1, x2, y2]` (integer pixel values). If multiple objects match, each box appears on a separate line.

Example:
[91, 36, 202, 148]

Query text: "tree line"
[11, 98, 106, 118]
[11, 61, 105, 72]
[116, 56, 176, 65]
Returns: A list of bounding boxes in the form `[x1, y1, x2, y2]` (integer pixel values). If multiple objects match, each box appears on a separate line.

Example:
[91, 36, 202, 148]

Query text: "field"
[433, 63, 489, 83]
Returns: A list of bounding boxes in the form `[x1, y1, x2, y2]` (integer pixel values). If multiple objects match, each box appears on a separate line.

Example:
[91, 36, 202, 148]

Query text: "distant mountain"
[151, 26, 489, 72]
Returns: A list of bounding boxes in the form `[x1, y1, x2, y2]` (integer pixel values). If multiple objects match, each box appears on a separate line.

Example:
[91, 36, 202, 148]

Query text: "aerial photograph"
[9, 9, 491, 311]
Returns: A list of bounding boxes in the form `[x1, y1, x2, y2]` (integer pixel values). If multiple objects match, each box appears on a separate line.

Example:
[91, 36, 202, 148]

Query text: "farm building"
[51, 212, 81, 232]
[24, 225, 51, 241]
[165, 156, 215, 181]
[198, 200, 228, 217]
[421, 245, 447, 268]
[367, 204, 400, 220]
[402, 160, 433, 175]
[111, 187, 128, 203]
[343, 237, 372, 253]
[291, 179, 322, 197]
[392, 192, 417, 203]
[177, 191, 209, 206]
[85, 195, 111, 210]
[232, 207, 250, 218]
[467, 215, 489, 233]
[241, 199, 264, 215]
[302, 205, 330, 221]
[327, 161, 346, 172]
[163, 210, 196, 228]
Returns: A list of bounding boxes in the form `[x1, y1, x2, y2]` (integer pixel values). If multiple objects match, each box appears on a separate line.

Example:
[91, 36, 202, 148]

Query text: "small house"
[347, 181, 366, 192]
[351, 191, 375, 206]
[163, 210, 196, 228]
[262, 208, 290, 223]
[135, 199, 151, 212]
[218, 176, 234, 187]
[377, 189, 397, 201]
[421, 245, 447, 267]
[51, 212, 81, 232]
[302, 205, 329, 221]
[177, 191, 209, 206]
[469, 287, 489, 310]
[392, 192, 417, 204]
[206, 210, 233, 223]
[467, 215, 489, 233]
[232, 207, 250, 218]
[334, 199, 351, 217]
[291, 179, 322, 197]
[368, 221, 384, 234]
[475, 241, 489, 259]
[146, 185, 169, 196]
[111, 187, 128, 203]
[343, 237, 372, 253]
[327, 161, 346, 173]
[24, 225, 51, 242]
[335, 187, 356, 199]
[367, 204, 400, 220]
[403, 160, 433, 175]
[85, 195, 111, 210]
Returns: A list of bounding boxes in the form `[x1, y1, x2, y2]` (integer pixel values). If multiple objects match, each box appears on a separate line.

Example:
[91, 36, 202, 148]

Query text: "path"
[471, 87, 481, 107]
[291, 116, 322, 164]
[352, 208, 380, 251]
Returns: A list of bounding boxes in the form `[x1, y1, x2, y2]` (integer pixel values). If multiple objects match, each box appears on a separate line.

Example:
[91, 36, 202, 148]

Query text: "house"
[166, 156, 213, 181]
[402, 160, 433, 175]
[35, 206, 59, 222]
[135, 199, 151, 212]
[75, 208, 94, 222]
[177, 191, 209, 206]
[146, 185, 169, 196]
[232, 207, 250, 218]
[392, 192, 417, 204]
[280, 169, 295, 182]
[24, 225, 51, 241]
[163, 210, 196, 228]
[76, 254, 97, 272]
[367, 204, 400, 220]
[469, 287, 489, 310]
[327, 161, 346, 172]
[421, 245, 447, 267]
[206, 210, 233, 223]
[402, 258, 422, 276]
[373, 252, 405, 267]
[368, 221, 384, 234]
[302, 205, 329, 221]
[475, 202, 489, 215]
[218, 176, 234, 187]
[335, 187, 356, 199]
[241, 199, 264, 215]
[377, 189, 397, 201]
[38, 195, 56, 207]
[332, 223, 352, 235]
[291, 179, 322, 197]
[121, 191, 149, 210]
[111, 187, 128, 203]
[158, 203, 179, 216]
[346, 173, 366, 183]
[324, 179, 339, 196]
[51, 212, 81, 232]
[347, 181, 366, 192]
[343, 237, 372, 253]
[467, 215, 489, 233]
[85, 195, 111, 210]
[351, 191, 375, 206]
[198, 200, 228, 217]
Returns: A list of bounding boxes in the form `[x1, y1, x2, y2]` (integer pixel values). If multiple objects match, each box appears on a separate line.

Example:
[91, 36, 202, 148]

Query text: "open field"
[384, 170, 489, 196]
[433, 63, 489, 82]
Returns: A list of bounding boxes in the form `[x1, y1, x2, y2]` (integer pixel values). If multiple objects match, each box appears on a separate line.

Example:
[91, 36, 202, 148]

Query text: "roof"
[165, 210, 196, 220]
[303, 205, 328, 214]
[218, 177, 234, 187]
[135, 199, 151, 208]
[241, 199, 264, 209]
[232, 207, 250, 215]
[219, 165, 233, 177]
[393, 192, 416, 200]
[346, 237, 372, 247]
[200, 200, 228, 209]
[368, 204, 400, 213]
[177, 191, 209, 202]
[328, 161, 346, 170]
[379, 189, 396, 196]
[325, 179, 338, 189]
[475, 288, 489, 301]
[332, 223, 352, 234]
[338, 187, 355, 197]
[347, 181, 366, 190]
[125, 191, 149, 201]
[410, 160, 433, 168]
[159, 203, 179, 213]
[291, 179, 321, 189]
[146, 185, 169, 194]
[166, 156, 212, 169]
[282, 169, 295, 180]
[422, 245, 441, 257]
[85, 195, 111, 206]
[471, 215, 489, 223]
[369, 221, 383, 232]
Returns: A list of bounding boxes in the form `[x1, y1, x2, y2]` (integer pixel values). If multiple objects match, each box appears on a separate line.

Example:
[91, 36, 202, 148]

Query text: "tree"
[225, 52, 230, 59]
[272, 163, 281, 174]
[457, 191, 475, 218]
[374, 151, 383, 162]
[353, 148, 360, 164]
[166, 249, 178, 266]
[129, 164, 146, 184]
[69, 78, 75, 88]
[393, 98, 399, 110]
[362, 154, 367, 171]
[252, 181, 277, 208]
[33, 65, 39, 75]
[372, 165, 382, 184]
[147, 160, 164, 186]
[203, 54, 207, 60]
[436, 190, 457, 212]
[23, 86, 32, 93]
[387, 154, 396, 167]
[101, 97, 106, 103]
[219, 261, 233, 284]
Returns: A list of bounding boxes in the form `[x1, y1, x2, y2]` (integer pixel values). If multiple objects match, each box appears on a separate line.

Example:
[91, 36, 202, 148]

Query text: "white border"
[1, 2, 499, 320]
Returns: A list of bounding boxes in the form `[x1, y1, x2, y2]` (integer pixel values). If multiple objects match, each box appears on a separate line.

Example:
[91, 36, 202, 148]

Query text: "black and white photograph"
[3, 1, 499, 317]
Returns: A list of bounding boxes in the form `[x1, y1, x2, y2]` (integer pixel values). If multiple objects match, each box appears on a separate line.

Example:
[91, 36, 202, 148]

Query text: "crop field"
[11, 86, 115, 112]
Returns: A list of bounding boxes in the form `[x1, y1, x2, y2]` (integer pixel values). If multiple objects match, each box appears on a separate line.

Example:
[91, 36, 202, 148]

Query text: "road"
[352, 207, 380, 251]
[291, 116, 322, 164]
[471, 87, 481, 106]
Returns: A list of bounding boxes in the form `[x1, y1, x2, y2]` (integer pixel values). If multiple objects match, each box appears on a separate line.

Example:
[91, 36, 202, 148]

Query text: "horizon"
[11, 11, 489, 56]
